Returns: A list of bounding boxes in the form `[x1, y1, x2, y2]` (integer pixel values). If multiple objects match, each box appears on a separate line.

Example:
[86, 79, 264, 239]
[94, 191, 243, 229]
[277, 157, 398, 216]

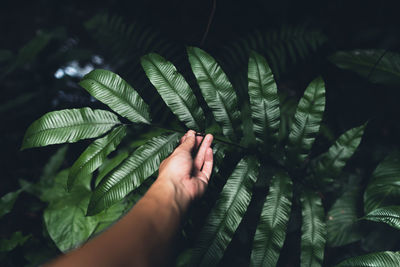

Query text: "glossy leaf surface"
[335, 251, 400, 267]
[364, 206, 400, 230]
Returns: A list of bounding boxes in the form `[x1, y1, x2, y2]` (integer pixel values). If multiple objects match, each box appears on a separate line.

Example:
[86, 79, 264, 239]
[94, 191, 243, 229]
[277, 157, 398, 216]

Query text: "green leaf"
[21, 108, 120, 150]
[335, 251, 400, 267]
[250, 171, 292, 267]
[190, 156, 259, 266]
[141, 53, 205, 131]
[96, 152, 129, 187]
[287, 77, 325, 164]
[330, 49, 400, 86]
[364, 206, 400, 230]
[80, 69, 151, 124]
[327, 188, 362, 247]
[247, 51, 280, 146]
[0, 231, 31, 252]
[88, 133, 180, 215]
[364, 151, 400, 213]
[312, 124, 366, 183]
[93, 200, 127, 234]
[0, 189, 22, 218]
[68, 126, 126, 189]
[187, 46, 240, 141]
[301, 190, 326, 267]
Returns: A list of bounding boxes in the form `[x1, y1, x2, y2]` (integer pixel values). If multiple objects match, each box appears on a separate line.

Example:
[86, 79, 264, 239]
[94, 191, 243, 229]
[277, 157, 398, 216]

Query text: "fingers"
[194, 134, 213, 170]
[201, 147, 213, 180]
[177, 130, 196, 152]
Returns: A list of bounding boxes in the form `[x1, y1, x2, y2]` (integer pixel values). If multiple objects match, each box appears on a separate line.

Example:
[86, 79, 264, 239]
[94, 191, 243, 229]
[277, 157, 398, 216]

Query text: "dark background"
[1, 0, 399, 266]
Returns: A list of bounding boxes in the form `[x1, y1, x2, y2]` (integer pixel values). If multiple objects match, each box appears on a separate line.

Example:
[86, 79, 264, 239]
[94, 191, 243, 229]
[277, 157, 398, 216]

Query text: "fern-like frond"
[301, 190, 326, 267]
[141, 53, 205, 131]
[250, 171, 292, 267]
[95, 152, 129, 187]
[68, 126, 126, 190]
[80, 69, 151, 124]
[335, 251, 400, 267]
[189, 156, 259, 267]
[364, 151, 400, 213]
[330, 49, 400, 86]
[248, 51, 280, 147]
[87, 133, 180, 215]
[21, 108, 120, 150]
[286, 77, 325, 165]
[312, 124, 366, 184]
[187, 46, 241, 141]
[364, 206, 400, 230]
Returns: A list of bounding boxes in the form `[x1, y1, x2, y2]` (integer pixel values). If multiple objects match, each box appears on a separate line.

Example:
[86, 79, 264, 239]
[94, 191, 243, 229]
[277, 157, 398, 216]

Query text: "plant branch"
[200, 0, 217, 46]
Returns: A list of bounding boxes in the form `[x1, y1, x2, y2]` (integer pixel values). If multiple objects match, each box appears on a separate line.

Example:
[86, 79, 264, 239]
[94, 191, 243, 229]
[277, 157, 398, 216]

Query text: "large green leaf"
[21, 108, 120, 149]
[301, 190, 326, 267]
[187, 46, 240, 141]
[250, 171, 292, 267]
[364, 206, 400, 230]
[189, 156, 259, 267]
[88, 133, 180, 215]
[364, 152, 400, 213]
[335, 251, 400, 267]
[68, 126, 127, 189]
[247, 51, 280, 146]
[312, 124, 366, 184]
[80, 69, 151, 124]
[326, 188, 362, 247]
[287, 77, 325, 164]
[141, 53, 205, 131]
[330, 49, 400, 86]
[0, 189, 22, 218]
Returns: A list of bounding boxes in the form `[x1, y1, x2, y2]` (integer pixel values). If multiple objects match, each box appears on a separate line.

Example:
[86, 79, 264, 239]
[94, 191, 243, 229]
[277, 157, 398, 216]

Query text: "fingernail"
[188, 130, 195, 137]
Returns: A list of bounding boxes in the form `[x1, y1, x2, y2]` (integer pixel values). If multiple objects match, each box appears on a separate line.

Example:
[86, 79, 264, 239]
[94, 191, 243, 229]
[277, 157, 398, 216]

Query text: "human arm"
[45, 130, 213, 267]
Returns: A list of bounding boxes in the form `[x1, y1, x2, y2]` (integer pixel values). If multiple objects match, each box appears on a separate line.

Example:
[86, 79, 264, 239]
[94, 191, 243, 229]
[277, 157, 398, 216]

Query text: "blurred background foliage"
[1, 0, 400, 266]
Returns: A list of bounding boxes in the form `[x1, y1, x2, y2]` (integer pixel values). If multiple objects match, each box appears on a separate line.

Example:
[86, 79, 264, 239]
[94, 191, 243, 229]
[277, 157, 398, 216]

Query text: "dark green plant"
[20, 46, 370, 266]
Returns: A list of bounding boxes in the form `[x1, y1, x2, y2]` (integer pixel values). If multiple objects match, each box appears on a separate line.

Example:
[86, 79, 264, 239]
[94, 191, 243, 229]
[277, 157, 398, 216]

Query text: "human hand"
[157, 130, 213, 210]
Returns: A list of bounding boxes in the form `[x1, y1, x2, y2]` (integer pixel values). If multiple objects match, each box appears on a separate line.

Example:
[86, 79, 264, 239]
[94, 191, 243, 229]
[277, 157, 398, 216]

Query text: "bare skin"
[46, 130, 213, 267]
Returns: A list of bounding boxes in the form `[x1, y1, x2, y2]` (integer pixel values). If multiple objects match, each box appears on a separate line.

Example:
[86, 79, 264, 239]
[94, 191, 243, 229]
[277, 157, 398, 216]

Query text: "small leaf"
[96, 152, 129, 187]
[287, 77, 325, 165]
[141, 53, 205, 131]
[0, 231, 31, 252]
[301, 190, 326, 267]
[250, 171, 292, 267]
[327, 188, 362, 247]
[248, 51, 280, 146]
[190, 156, 259, 267]
[0, 190, 22, 218]
[21, 108, 120, 150]
[68, 126, 126, 189]
[312, 124, 366, 183]
[364, 151, 400, 213]
[364, 206, 400, 230]
[187, 46, 240, 141]
[335, 251, 400, 267]
[330, 49, 400, 86]
[88, 133, 180, 215]
[80, 69, 151, 124]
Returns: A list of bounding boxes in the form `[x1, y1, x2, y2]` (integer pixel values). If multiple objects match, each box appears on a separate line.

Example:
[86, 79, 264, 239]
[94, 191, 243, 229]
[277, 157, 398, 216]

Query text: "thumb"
[178, 130, 196, 152]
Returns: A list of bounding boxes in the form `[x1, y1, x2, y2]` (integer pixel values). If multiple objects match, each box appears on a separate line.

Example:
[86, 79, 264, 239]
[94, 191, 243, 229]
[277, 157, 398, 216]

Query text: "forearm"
[47, 178, 188, 267]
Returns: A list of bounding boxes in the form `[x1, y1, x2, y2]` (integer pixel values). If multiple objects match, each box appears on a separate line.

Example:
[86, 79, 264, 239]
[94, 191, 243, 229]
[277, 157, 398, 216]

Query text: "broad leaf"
[312, 124, 366, 184]
[80, 69, 151, 124]
[187, 46, 240, 141]
[0, 232, 31, 252]
[96, 152, 129, 187]
[364, 151, 400, 213]
[190, 156, 259, 267]
[21, 108, 120, 149]
[330, 49, 400, 86]
[93, 200, 127, 234]
[287, 77, 325, 164]
[335, 251, 400, 267]
[301, 190, 326, 267]
[250, 171, 292, 267]
[68, 126, 126, 189]
[247, 51, 280, 146]
[0, 189, 22, 218]
[88, 133, 180, 215]
[364, 206, 400, 230]
[327, 188, 362, 247]
[141, 53, 205, 131]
